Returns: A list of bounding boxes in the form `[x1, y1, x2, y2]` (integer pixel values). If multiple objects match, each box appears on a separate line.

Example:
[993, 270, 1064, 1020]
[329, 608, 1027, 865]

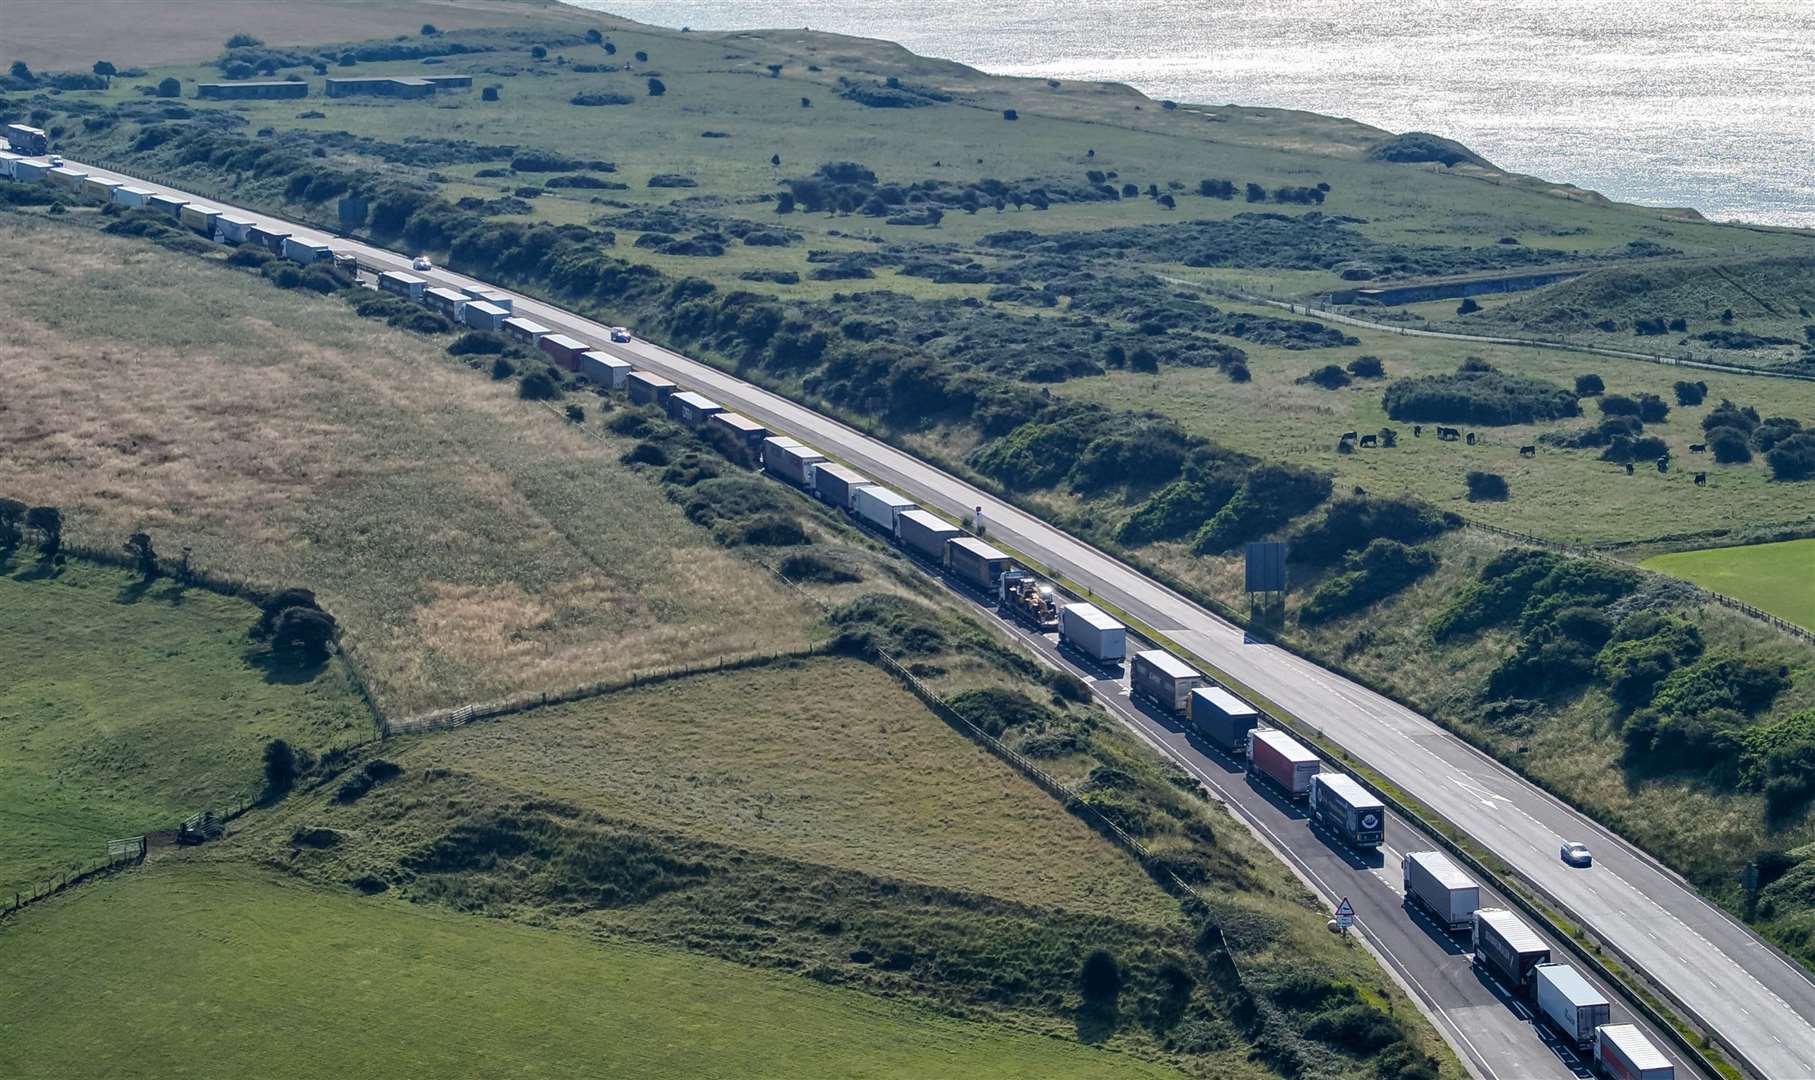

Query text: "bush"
[947, 688, 1058, 736]
[1298, 364, 1351, 390]
[518, 371, 559, 400]
[489, 356, 516, 380]
[1383, 368, 1579, 425]
[1652, 656, 1790, 719]
[1597, 614, 1704, 710]
[1457, 297, 1481, 315]
[1299, 540, 1438, 624]
[731, 513, 810, 546]
[449, 331, 509, 355]
[1306, 1003, 1401, 1055]
[571, 92, 633, 106]
[1079, 949, 1122, 1005]
[1289, 496, 1448, 565]
[1674, 380, 1707, 406]
[155, 76, 180, 97]
[1574, 373, 1604, 395]
[647, 77, 666, 96]
[1465, 471, 1508, 501]
[1346, 355, 1385, 378]
[1194, 464, 1333, 554]
[1708, 427, 1752, 463]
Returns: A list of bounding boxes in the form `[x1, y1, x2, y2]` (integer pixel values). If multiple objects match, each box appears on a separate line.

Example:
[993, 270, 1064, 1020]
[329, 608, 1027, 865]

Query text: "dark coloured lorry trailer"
[1129, 649, 1204, 714]
[1308, 772, 1385, 847]
[1471, 908, 1550, 993]
[1188, 686, 1261, 753]
[1247, 728, 1320, 799]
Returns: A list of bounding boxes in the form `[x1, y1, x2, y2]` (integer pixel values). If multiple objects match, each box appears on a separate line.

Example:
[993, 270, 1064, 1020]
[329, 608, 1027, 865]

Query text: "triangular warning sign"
[1334, 897, 1354, 918]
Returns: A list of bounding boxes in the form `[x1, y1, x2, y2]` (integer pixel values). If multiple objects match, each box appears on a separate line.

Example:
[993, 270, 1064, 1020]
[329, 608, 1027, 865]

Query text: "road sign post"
[1333, 896, 1355, 935]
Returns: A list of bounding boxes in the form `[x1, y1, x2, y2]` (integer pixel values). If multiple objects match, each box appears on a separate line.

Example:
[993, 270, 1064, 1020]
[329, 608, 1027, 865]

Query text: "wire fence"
[4, 842, 146, 918]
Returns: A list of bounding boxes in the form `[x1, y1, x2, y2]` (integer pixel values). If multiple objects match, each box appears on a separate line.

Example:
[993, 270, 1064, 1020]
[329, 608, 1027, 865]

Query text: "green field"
[1643, 539, 1815, 631]
[0, 215, 821, 715]
[0, 559, 370, 898]
[0, 862, 1180, 1080]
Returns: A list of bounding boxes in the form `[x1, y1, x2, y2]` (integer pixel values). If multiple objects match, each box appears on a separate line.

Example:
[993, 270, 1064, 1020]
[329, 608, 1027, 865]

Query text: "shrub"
[1457, 297, 1481, 315]
[1298, 364, 1351, 390]
[571, 91, 634, 106]
[1465, 471, 1508, 501]
[647, 77, 666, 96]
[482, 86, 499, 102]
[263, 739, 298, 795]
[1194, 464, 1333, 554]
[1288, 496, 1448, 565]
[1574, 373, 1604, 395]
[731, 513, 810, 546]
[1305, 1003, 1400, 1055]
[1079, 949, 1122, 1005]
[1767, 433, 1815, 481]
[225, 32, 263, 48]
[947, 688, 1058, 736]
[1383, 368, 1578, 425]
[1346, 355, 1385, 378]
[1652, 656, 1790, 719]
[1707, 426, 1752, 463]
[1298, 540, 1438, 624]
[1597, 614, 1705, 710]
[155, 76, 180, 97]
[489, 356, 516, 380]
[518, 371, 559, 400]
[1674, 380, 1707, 406]
[449, 331, 509, 355]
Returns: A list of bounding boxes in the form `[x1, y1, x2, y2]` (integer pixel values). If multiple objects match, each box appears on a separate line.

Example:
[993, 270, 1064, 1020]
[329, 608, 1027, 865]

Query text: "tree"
[420, 23, 439, 35]
[155, 76, 180, 97]
[225, 33, 263, 48]
[530, 45, 548, 60]
[1574, 373, 1603, 396]
[1465, 471, 1509, 501]
[585, 28, 603, 43]
[635, 50, 649, 62]
[481, 85, 499, 102]
[9, 60, 32, 83]
[490, 356, 516, 380]
[1347, 355, 1385, 378]
[604, 42, 618, 55]
[1244, 182, 1266, 202]
[1674, 380, 1707, 406]
[271, 606, 338, 664]
[1157, 193, 1175, 209]
[124, 531, 158, 578]
[93, 60, 116, 77]
[263, 738, 298, 795]
[25, 506, 61, 558]
[646, 77, 666, 96]
[769, 153, 781, 167]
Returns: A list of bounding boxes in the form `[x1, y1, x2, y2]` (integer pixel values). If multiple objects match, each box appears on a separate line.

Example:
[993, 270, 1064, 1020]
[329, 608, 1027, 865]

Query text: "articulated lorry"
[1472, 908, 1550, 993]
[1401, 850, 1479, 931]
[1057, 602, 1125, 663]
[1308, 772, 1385, 847]
[1247, 729, 1319, 800]
[1188, 685, 1260, 753]
[1533, 962, 1611, 1050]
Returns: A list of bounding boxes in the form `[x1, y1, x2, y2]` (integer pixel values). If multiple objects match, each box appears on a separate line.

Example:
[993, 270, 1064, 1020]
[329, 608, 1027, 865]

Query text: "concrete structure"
[853, 485, 915, 534]
[461, 300, 509, 332]
[1130, 649, 1205, 714]
[378, 270, 427, 301]
[1058, 602, 1126, 663]
[214, 214, 255, 244]
[945, 536, 1010, 592]
[80, 175, 122, 202]
[579, 351, 632, 389]
[325, 76, 435, 99]
[708, 411, 767, 452]
[1308, 771, 1385, 846]
[667, 390, 724, 427]
[178, 203, 223, 234]
[538, 333, 589, 371]
[46, 166, 87, 191]
[809, 462, 870, 510]
[197, 81, 308, 100]
[1187, 685, 1260, 753]
[1248, 729, 1320, 800]
[282, 236, 332, 264]
[1402, 851, 1480, 931]
[626, 370, 678, 407]
[501, 316, 550, 345]
[894, 509, 959, 562]
[148, 192, 188, 217]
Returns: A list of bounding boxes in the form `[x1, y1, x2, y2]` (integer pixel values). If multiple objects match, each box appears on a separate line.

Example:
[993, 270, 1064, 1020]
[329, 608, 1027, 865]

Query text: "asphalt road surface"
[64, 159, 1815, 1079]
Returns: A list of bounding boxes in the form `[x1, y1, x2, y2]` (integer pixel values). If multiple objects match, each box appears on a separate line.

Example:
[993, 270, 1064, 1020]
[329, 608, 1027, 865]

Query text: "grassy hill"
[1642, 538, 1815, 632]
[0, 559, 371, 898]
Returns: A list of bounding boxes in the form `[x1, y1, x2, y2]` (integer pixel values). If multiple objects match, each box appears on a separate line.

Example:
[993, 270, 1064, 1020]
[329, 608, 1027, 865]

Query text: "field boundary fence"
[4, 838, 147, 920]
[1458, 517, 1815, 646]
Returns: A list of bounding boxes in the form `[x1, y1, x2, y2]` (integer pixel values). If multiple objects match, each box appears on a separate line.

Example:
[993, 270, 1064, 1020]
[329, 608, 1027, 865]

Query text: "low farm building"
[325, 76, 435, 99]
[198, 81, 308, 100]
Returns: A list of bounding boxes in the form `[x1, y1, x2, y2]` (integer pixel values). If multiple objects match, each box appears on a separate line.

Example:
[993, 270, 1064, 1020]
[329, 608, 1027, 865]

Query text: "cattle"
[1694, 472, 1707, 486]
[1413, 424, 1424, 437]
[1360, 433, 1378, 448]
[1689, 443, 1706, 453]
[1340, 430, 1358, 442]
[1436, 426, 1461, 441]
[1657, 456, 1669, 473]
[1465, 431, 1477, 446]
[1625, 462, 1635, 475]
[1519, 445, 1536, 457]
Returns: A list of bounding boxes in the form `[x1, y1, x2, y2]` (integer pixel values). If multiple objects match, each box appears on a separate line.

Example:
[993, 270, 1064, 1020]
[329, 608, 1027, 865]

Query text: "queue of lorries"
[1, 140, 1677, 1080]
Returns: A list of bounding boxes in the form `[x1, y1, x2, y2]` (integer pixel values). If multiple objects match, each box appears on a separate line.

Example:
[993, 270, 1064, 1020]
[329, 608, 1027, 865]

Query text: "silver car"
[1560, 841, 1592, 867]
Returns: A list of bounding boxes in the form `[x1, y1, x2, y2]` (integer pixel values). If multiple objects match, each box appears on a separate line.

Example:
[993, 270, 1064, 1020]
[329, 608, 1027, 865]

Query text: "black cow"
[1413, 424, 1424, 437]
[1689, 443, 1706, 453]
[1625, 462, 1635, 475]
[1465, 432, 1477, 445]
[1694, 472, 1707, 486]
[1657, 456, 1669, 473]
[1359, 434, 1378, 447]
[1519, 445, 1536, 457]
[1436, 426, 1460, 441]
[1340, 430, 1358, 442]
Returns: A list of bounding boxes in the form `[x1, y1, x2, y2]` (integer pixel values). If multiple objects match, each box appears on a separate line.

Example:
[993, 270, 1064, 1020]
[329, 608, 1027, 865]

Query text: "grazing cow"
[1694, 472, 1706, 485]
[1625, 462, 1635, 475]
[1413, 424, 1424, 437]
[1689, 443, 1706, 453]
[1519, 445, 1536, 457]
[1657, 456, 1669, 473]
[1340, 430, 1358, 442]
[1360, 434, 1378, 447]
[1436, 426, 1460, 441]
[1465, 432, 1477, 446]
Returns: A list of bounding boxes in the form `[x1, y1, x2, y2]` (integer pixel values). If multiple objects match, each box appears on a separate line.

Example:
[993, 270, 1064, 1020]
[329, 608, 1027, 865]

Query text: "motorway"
[67, 159, 1815, 1079]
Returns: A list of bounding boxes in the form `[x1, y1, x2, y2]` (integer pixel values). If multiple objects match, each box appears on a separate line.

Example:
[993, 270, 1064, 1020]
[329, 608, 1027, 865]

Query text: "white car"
[609, 326, 633, 343]
[47, 154, 63, 167]
[411, 256, 433, 271]
[1560, 841, 1592, 867]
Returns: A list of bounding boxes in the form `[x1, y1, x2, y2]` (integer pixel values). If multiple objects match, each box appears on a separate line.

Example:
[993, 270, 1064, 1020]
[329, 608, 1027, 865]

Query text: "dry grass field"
[0, 214, 820, 715]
